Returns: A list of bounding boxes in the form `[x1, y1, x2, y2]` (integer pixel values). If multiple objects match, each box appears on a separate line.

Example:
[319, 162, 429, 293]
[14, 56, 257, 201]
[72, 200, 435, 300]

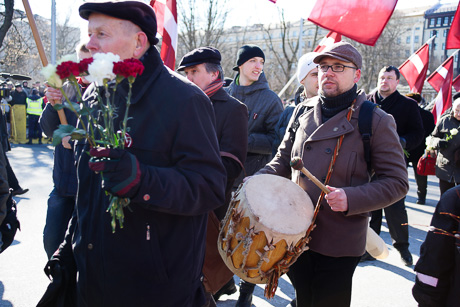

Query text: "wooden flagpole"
[22, 0, 68, 125]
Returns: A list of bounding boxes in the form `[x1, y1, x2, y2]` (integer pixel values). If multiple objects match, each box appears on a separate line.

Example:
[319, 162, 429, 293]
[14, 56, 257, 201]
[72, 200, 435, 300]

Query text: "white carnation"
[85, 52, 121, 86]
[41, 64, 63, 88]
[57, 54, 78, 64]
[450, 128, 458, 136]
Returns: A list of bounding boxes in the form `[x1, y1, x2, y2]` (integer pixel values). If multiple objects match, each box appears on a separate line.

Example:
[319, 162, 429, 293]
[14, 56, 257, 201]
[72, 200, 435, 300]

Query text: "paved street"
[0, 144, 439, 307]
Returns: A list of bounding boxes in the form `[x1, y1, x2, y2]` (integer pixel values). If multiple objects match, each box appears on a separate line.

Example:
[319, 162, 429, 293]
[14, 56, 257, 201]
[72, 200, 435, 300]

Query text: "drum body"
[218, 174, 314, 284]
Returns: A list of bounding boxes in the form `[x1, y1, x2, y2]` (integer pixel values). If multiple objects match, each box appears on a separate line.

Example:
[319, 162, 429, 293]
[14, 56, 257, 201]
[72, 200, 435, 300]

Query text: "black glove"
[438, 139, 449, 149]
[88, 147, 143, 199]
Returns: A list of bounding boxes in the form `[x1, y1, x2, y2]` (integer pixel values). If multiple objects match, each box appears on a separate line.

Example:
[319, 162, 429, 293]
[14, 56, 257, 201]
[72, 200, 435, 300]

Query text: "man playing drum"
[256, 42, 409, 306]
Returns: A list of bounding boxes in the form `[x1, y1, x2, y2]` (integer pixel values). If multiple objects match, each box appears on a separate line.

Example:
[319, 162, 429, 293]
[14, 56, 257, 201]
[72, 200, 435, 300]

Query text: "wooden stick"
[22, 0, 68, 126]
[290, 156, 331, 194]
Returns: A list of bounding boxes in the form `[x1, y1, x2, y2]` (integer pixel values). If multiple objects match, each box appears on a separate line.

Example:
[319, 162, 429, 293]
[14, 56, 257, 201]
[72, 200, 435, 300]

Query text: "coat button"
[325, 148, 332, 154]
[143, 194, 150, 201]
[88, 243, 93, 250]
[306, 144, 312, 150]
[333, 127, 339, 132]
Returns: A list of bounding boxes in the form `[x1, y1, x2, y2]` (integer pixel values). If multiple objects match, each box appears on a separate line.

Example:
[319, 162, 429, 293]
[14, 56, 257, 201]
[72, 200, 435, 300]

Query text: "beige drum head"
[244, 174, 314, 247]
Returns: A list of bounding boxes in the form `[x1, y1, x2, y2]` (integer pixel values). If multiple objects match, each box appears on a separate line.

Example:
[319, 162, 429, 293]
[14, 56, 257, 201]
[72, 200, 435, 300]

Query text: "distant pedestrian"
[26, 89, 45, 144]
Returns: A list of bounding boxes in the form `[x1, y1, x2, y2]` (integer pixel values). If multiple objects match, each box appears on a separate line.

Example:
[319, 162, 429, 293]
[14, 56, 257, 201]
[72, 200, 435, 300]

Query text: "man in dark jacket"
[26, 89, 45, 144]
[47, 2, 226, 306]
[178, 46, 248, 305]
[225, 44, 283, 306]
[39, 43, 92, 259]
[412, 185, 460, 306]
[272, 52, 319, 156]
[367, 66, 424, 266]
[405, 93, 435, 205]
[226, 45, 283, 187]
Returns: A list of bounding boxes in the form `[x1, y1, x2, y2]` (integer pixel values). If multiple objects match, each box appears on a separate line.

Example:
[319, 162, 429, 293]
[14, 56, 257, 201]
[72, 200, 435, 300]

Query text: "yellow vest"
[26, 97, 44, 115]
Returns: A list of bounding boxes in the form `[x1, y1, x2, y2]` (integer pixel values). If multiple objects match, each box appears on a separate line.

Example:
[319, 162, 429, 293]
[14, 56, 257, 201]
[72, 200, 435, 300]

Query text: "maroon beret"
[79, 0, 159, 45]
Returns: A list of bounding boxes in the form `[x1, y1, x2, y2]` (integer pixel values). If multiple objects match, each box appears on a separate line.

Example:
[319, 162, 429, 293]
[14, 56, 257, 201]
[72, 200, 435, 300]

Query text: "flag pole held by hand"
[22, 0, 68, 125]
[290, 156, 331, 194]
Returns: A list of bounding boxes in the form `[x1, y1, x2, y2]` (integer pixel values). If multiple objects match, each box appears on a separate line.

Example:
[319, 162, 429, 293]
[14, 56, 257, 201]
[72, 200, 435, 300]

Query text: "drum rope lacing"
[264, 99, 357, 299]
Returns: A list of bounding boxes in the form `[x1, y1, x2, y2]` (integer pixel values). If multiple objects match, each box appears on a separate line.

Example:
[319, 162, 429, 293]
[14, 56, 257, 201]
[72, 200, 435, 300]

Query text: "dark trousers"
[287, 250, 361, 307]
[27, 114, 42, 140]
[369, 197, 409, 250]
[5, 152, 20, 190]
[439, 179, 456, 197]
[411, 163, 428, 200]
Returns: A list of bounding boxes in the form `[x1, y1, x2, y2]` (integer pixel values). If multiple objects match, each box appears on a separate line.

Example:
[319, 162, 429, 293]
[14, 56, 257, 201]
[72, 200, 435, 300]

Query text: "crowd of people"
[0, 0, 459, 306]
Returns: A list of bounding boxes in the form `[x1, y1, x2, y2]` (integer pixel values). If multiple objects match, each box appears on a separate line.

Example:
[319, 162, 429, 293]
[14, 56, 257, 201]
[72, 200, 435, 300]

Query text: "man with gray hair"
[255, 42, 409, 306]
[40, 1, 226, 306]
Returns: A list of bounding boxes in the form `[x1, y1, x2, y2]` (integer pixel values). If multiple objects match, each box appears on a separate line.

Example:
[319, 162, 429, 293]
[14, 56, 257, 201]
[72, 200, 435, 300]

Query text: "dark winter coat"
[0, 145, 9, 227]
[258, 91, 409, 257]
[408, 107, 435, 164]
[59, 47, 226, 306]
[430, 114, 460, 183]
[209, 87, 248, 220]
[272, 85, 306, 156]
[368, 90, 424, 151]
[225, 72, 283, 180]
[413, 185, 460, 307]
[40, 96, 79, 197]
[11, 90, 27, 106]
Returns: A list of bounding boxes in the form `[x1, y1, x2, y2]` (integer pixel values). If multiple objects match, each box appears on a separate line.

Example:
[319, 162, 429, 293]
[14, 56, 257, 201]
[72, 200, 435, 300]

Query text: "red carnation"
[78, 58, 93, 74]
[56, 61, 80, 79]
[113, 58, 144, 79]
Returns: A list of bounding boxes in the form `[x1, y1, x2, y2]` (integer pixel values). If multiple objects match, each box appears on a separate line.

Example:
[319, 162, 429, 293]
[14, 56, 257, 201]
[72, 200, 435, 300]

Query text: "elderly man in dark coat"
[43, 1, 226, 306]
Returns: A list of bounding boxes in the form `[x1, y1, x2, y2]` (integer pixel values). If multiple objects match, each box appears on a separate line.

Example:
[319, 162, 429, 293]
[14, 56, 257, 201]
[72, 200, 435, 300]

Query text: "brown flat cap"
[313, 42, 362, 69]
[79, 0, 159, 45]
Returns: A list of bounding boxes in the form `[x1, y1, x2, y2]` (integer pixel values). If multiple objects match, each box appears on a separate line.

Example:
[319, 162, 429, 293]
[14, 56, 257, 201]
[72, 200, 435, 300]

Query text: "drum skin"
[218, 174, 314, 284]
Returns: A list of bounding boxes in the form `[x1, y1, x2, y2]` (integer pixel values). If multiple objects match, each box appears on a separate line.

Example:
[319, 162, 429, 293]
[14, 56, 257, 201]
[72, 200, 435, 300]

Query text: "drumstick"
[290, 157, 331, 194]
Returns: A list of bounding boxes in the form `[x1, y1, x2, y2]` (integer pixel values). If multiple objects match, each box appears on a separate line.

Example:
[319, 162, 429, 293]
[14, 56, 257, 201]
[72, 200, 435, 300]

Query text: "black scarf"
[319, 84, 358, 122]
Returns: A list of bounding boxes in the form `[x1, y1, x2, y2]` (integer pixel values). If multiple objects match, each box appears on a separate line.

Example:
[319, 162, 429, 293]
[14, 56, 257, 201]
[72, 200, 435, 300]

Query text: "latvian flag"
[399, 43, 430, 94]
[427, 55, 455, 124]
[314, 31, 342, 53]
[151, 0, 177, 70]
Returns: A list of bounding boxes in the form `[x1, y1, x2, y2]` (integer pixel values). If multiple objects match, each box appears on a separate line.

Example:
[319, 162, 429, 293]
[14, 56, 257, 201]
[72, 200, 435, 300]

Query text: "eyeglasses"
[318, 64, 357, 73]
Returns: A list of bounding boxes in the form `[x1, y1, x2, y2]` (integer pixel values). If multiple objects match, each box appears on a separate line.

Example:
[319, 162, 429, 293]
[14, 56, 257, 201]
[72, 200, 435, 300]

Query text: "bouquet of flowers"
[42, 52, 144, 232]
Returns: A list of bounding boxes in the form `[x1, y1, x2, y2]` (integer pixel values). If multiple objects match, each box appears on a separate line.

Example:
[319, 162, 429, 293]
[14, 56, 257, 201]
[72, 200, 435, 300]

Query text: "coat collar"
[302, 91, 367, 142]
[209, 87, 229, 103]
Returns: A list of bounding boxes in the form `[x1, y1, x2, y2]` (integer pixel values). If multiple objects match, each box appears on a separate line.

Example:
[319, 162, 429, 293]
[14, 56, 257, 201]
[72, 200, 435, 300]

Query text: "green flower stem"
[120, 80, 133, 150]
[60, 88, 96, 148]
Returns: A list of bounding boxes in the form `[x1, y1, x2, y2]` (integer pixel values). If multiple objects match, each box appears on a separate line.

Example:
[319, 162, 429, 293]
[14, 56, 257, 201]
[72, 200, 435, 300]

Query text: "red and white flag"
[398, 39, 432, 94]
[446, 2, 460, 49]
[453, 74, 460, 92]
[151, 0, 177, 70]
[314, 31, 342, 52]
[427, 55, 455, 124]
[308, 0, 397, 46]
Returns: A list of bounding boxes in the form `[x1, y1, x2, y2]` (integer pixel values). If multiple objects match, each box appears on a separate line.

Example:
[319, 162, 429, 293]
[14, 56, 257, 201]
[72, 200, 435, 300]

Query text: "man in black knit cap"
[255, 42, 408, 307]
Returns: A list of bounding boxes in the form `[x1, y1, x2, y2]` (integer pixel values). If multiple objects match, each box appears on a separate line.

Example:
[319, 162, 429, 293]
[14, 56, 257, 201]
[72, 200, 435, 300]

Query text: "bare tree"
[176, 0, 229, 60]
[353, 12, 413, 92]
[1, 9, 80, 81]
[0, 0, 14, 49]
[262, 9, 301, 96]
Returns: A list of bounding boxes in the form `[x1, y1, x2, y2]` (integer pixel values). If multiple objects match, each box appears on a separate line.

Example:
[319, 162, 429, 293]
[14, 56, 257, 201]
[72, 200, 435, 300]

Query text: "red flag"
[308, 0, 397, 46]
[398, 43, 430, 94]
[453, 74, 460, 92]
[446, 2, 460, 49]
[151, 0, 177, 70]
[427, 55, 455, 124]
[269, 0, 277, 3]
[314, 31, 342, 52]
